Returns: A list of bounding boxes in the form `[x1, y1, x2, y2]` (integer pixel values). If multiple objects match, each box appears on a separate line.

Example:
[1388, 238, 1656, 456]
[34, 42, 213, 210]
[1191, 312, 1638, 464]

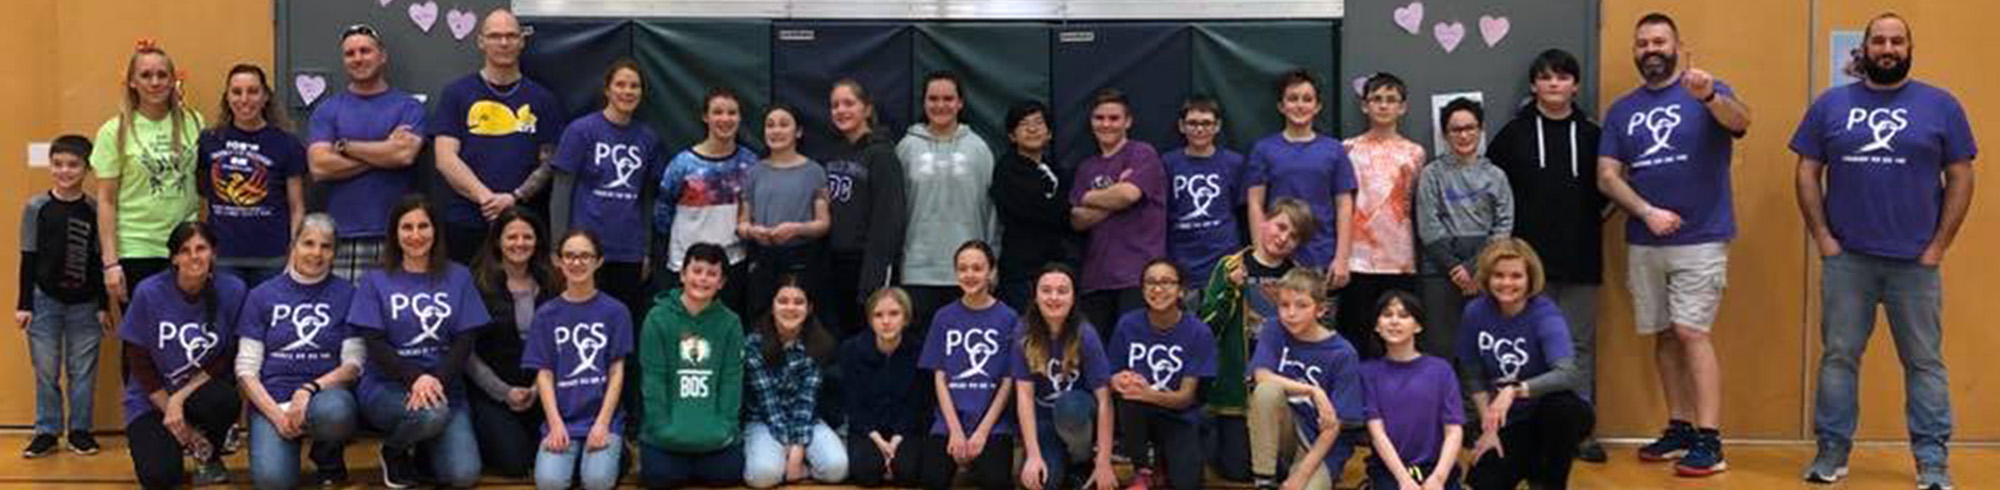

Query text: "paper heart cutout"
[294, 73, 327, 107]
[378, 0, 393, 6]
[446, 8, 477, 40]
[1433, 21, 1466, 53]
[408, 0, 438, 33]
[1479, 15, 1511, 47]
[1393, 2, 1424, 35]
[1352, 76, 1369, 98]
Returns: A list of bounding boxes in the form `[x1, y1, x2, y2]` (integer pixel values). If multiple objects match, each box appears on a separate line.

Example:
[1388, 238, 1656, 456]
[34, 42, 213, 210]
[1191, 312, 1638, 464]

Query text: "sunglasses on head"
[341, 24, 380, 42]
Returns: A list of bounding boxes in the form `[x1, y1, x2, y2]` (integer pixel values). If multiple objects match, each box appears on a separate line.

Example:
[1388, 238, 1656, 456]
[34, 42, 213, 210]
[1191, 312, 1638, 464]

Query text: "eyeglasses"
[341, 24, 380, 42]
[559, 252, 600, 263]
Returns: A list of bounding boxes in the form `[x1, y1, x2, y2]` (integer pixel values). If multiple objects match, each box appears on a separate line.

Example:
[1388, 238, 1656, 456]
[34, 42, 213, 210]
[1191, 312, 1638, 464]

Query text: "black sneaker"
[309, 440, 347, 486]
[1637, 420, 1696, 462]
[314, 466, 349, 487]
[21, 433, 58, 459]
[1576, 439, 1608, 463]
[380, 447, 417, 489]
[65, 431, 99, 456]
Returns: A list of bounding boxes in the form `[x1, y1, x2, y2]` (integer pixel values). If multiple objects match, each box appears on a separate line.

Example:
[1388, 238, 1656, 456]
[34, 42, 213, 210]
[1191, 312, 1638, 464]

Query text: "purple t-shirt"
[119, 272, 248, 425]
[1600, 79, 1740, 246]
[1788, 81, 1978, 260]
[918, 300, 1019, 436]
[196, 125, 305, 260]
[1070, 141, 1168, 292]
[307, 89, 427, 238]
[1248, 133, 1358, 270]
[553, 112, 660, 263]
[521, 292, 634, 438]
[1248, 319, 1364, 430]
[1008, 322, 1110, 420]
[1108, 310, 1217, 421]
[347, 264, 491, 407]
[1164, 147, 1247, 283]
[237, 273, 357, 400]
[1455, 295, 1573, 420]
[431, 74, 566, 226]
[1361, 355, 1464, 467]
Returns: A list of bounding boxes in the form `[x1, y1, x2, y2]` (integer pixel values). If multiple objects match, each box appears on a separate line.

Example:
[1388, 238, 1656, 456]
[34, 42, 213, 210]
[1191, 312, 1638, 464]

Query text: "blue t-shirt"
[1008, 323, 1110, 421]
[1248, 133, 1358, 270]
[1247, 319, 1364, 429]
[347, 264, 491, 407]
[553, 112, 661, 263]
[431, 74, 566, 226]
[1164, 147, 1247, 283]
[237, 273, 357, 400]
[1599, 79, 1740, 246]
[521, 292, 634, 438]
[119, 272, 248, 425]
[1455, 295, 1574, 420]
[197, 125, 305, 260]
[917, 300, 1019, 436]
[1788, 81, 1978, 260]
[1108, 310, 1217, 422]
[307, 89, 427, 238]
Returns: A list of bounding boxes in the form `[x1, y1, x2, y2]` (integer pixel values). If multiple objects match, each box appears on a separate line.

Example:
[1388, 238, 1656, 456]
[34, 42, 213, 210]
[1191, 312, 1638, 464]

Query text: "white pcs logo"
[272, 303, 333, 352]
[1626, 105, 1683, 158]
[389, 293, 454, 346]
[1174, 174, 1223, 220]
[1845, 107, 1908, 153]
[556, 322, 611, 377]
[946, 328, 1003, 380]
[596, 143, 645, 190]
[157, 321, 218, 378]
[1477, 331, 1530, 381]
[1127, 343, 1186, 391]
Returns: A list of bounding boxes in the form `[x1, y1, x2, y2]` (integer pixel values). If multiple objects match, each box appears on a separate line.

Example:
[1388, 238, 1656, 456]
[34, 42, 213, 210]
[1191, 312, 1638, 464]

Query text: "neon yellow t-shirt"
[90, 110, 204, 259]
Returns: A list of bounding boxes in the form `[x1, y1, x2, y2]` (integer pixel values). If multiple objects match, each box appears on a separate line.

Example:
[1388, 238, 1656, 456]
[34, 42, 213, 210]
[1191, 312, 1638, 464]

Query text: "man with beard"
[308, 24, 428, 280]
[1790, 14, 1974, 489]
[431, 9, 565, 263]
[1596, 12, 1750, 478]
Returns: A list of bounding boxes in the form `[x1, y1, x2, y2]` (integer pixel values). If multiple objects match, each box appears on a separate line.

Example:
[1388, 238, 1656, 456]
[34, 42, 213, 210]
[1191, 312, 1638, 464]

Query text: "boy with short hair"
[637, 242, 748, 487]
[1197, 197, 1316, 482]
[1339, 73, 1425, 360]
[1163, 95, 1246, 309]
[1246, 267, 1364, 490]
[16, 134, 108, 458]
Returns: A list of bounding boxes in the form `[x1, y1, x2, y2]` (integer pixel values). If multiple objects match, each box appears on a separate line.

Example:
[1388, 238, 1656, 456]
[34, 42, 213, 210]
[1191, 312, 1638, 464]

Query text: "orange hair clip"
[134, 38, 162, 52]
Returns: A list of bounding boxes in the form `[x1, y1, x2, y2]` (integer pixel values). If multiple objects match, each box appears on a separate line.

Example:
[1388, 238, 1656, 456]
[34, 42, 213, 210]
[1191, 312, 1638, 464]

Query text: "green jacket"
[1199, 247, 1254, 415]
[639, 288, 744, 452]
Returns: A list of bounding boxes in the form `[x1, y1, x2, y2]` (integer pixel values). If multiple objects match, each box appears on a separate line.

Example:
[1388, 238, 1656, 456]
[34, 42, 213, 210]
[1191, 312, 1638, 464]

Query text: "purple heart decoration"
[408, 0, 439, 33]
[447, 8, 477, 40]
[1479, 15, 1511, 47]
[294, 73, 327, 107]
[378, 0, 393, 6]
[1433, 21, 1466, 53]
[1352, 76, 1369, 98]
[1393, 2, 1424, 35]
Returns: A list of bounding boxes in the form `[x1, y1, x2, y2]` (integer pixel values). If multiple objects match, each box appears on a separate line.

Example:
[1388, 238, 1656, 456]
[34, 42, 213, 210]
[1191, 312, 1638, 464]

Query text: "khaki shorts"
[1627, 242, 1729, 334]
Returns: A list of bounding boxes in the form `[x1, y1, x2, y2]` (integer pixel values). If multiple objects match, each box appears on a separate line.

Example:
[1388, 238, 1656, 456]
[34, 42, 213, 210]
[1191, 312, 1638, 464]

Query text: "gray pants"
[1545, 282, 1599, 403]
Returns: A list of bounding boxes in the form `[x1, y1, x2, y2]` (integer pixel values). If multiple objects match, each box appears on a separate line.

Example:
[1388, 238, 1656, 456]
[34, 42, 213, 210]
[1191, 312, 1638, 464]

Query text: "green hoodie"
[639, 288, 744, 452]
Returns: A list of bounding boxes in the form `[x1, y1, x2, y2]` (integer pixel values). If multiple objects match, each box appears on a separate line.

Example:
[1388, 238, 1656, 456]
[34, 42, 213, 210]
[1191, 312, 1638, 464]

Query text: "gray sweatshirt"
[1416, 153, 1514, 275]
[895, 123, 999, 286]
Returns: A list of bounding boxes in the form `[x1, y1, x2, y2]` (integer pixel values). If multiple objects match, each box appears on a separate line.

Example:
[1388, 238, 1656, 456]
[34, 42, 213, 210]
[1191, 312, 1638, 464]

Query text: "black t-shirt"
[18, 192, 104, 308]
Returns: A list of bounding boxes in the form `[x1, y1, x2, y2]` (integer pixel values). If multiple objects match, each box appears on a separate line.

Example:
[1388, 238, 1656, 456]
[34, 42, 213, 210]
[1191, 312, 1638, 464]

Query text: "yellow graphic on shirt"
[466, 100, 539, 136]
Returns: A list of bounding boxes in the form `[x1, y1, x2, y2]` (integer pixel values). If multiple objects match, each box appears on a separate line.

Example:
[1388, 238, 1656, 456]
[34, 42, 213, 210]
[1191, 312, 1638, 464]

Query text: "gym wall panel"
[771, 22, 916, 160]
[910, 23, 1053, 148]
[1050, 23, 1191, 171]
[522, 18, 636, 125]
[634, 19, 774, 152]
[1190, 22, 1339, 156]
[275, 0, 505, 122]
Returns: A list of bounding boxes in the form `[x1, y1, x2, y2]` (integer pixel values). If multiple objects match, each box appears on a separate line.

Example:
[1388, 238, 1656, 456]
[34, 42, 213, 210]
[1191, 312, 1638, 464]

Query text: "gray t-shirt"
[746, 158, 828, 246]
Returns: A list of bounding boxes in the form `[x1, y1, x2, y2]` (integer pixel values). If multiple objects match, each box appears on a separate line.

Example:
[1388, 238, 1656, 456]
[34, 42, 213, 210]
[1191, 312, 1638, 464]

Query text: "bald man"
[430, 9, 567, 263]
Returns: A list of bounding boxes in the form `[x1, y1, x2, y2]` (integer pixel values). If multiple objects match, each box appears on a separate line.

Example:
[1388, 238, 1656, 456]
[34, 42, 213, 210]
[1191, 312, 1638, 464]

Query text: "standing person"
[916, 240, 1017, 490]
[526, 230, 633, 490]
[740, 105, 831, 321]
[1458, 239, 1594, 490]
[1416, 98, 1513, 359]
[1247, 69, 1357, 290]
[236, 214, 363, 488]
[1014, 265, 1117, 490]
[991, 101, 1072, 312]
[821, 79, 908, 336]
[431, 8, 566, 263]
[741, 278, 847, 488]
[1360, 290, 1463, 490]
[348, 196, 490, 488]
[1163, 95, 1246, 312]
[840, 287, 933, 487]
[308, 25, 427, 280]
[1488, 48, 1609, 463]
[466, 208, 555, 479]
[1599, 12, 1752, 477]
[1070, 88, 1168, 339]
[654, 88, 757, 313]
[94, 41, 204, 310]
[1195, 198, 1317, 483]
[122, 222, 247, 488]
[897, 71, 999, 337]
[551, 58, 660, 324]
[1791, 14, 1974, 490]
[1109, 259, 1216, 490]
[16, 135, 108, 458]
[1339, 73, 1425, 360]
[636, 243, 746, 488]
[198, 64, 306, 288]
[1246, 268, 1363, 490]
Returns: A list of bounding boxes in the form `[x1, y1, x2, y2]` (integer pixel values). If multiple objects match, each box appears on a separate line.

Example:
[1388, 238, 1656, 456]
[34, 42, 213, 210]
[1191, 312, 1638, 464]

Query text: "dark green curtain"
[910, 23, 1053, 149]
[634, 19, 773, 153]
[1190, 22, 1340, 154]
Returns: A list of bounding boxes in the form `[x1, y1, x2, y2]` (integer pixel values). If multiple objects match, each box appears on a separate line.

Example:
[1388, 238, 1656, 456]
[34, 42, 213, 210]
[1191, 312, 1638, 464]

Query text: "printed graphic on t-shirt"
[389, 292, 454, 349]
[158, 321, 219, 381]
[1842, 107, 1911, 163]
[1477, 331, 1530, 382]
[138, 134, 193, 198]
[1125, 342, 1186, 391]
[466, 100, 540, 136]
[556, 321, 611, 378]
[677, 335, 713, 398]
[593, 142, 645, 197]
[910, 151, 971, 178]
[1624, 104, 1687, 168]
[948, 327, 1005, 384]
[207, 140, 275, 211]
[1278, 345, 1324, 407]
[271, 302, 336, 354]
[1037, 358, 1080, 403]
[825, 160, 864, 204]
[1173, 172, 1225, 228]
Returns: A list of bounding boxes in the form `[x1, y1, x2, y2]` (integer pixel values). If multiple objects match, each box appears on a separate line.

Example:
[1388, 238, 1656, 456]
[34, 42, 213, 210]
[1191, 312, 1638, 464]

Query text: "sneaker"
[1638, 420, 1695, 462]
[1252, 473, 1279, 490]
[21, 433, 59, 459]
[220, 423, 245, 455]
[193, 460, 231, 485]
[1802, 449, 1848, 483]
[1916, 466, 1954, 490]
[1577, 440, 1608, 464]
[65, 431, 99, 456]
[314, 466, 349, 487]
[1673, 430, 1728, 477]
[380, 447, 417, 489]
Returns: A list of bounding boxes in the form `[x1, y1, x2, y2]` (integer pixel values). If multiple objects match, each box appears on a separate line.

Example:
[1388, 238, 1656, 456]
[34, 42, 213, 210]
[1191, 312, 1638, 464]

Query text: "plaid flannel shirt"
[744, 332, 822, 445]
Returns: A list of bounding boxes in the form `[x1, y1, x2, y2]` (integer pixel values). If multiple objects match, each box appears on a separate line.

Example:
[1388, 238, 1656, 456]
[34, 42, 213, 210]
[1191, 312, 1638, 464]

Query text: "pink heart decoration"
[378, 0, 393, 6]
[1392, 2, 1424, 35]
[408, 1, 438, 33]
[1479, 15, 1511, 47]
[1433, 21, 1465, 53]
[1352, 76, 1369, 97]
[294, 73, 327, 106]
[446, 9, 477, 40]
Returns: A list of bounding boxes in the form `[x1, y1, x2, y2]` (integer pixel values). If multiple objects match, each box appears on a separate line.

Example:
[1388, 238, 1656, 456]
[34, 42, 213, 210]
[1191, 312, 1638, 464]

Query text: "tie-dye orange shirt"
[1341, 135, 1425, 274]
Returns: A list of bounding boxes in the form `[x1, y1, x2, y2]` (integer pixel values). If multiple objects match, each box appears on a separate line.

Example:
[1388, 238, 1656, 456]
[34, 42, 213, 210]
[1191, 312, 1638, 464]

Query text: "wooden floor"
[0, 432, 1990, 488]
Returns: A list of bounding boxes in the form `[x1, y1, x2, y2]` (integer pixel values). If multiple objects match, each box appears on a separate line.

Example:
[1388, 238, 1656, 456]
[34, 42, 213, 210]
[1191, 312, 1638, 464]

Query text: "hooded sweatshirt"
[823, 128, 909, 298]
[1415, 153, 1513, 276]
[1490, 103, 1606, 284]
[638, 288, 744, 452]
[896, 123, 998, 286]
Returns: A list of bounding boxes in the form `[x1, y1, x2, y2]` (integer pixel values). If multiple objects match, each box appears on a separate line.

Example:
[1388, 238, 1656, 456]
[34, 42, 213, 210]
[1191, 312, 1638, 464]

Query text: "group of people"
[14, 7, 1974, 490]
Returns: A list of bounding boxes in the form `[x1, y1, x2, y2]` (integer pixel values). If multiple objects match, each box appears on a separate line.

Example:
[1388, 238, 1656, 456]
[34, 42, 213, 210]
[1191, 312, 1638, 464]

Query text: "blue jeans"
[26, 290, 100, 435]
[249, 388, 358, 490]
[360, 388, 482, 487]
[1031, 390, 1099, 488]
[535, 432, 624, 490]
[743, 421, 847, 488]
[1813, 252, 1951, 469]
